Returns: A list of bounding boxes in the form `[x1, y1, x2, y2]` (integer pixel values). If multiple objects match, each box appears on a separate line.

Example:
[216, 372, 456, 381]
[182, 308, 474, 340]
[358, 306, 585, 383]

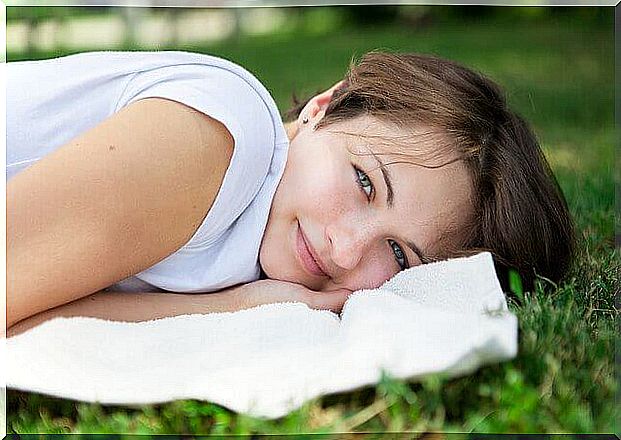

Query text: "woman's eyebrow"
[405, 239, 433, 265]
[369, 151, 394, 207]
[368, 151, 432, 265]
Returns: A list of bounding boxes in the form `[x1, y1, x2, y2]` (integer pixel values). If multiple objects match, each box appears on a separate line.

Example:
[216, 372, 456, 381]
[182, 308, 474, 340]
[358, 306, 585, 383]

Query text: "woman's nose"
[325, 217, 373, 271]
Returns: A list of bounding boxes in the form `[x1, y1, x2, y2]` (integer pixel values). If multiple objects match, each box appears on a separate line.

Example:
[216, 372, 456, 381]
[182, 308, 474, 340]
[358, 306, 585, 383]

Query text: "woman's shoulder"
[111, 51, 289, 292]
[7, 96, 236, 321]
[113, 50, 287, 143]
[20, 50, 282, 129]
[63, 50, 277, 108]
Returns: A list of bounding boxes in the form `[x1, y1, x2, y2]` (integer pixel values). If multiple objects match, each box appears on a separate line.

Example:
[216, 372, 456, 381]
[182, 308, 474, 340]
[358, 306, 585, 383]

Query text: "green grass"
[7, 8, 618, 435]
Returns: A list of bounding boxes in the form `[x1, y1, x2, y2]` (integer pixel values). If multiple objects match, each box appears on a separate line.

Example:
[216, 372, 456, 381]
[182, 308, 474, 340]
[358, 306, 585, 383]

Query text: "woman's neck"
[284, 121, 298, 142]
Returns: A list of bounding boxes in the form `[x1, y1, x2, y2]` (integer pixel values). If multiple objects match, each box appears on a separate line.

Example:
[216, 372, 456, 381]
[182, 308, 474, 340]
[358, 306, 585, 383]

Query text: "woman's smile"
[296, 221, 329, 278]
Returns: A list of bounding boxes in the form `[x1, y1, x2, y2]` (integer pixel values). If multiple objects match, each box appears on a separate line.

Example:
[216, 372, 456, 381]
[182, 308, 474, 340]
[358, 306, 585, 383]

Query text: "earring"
[302, 115, 309, 124]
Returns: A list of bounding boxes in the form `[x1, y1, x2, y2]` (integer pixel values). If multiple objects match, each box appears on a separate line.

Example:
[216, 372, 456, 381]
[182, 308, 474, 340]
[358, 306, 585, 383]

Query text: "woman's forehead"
[391, 158, 473, 212]
[333, 116, 459, 166]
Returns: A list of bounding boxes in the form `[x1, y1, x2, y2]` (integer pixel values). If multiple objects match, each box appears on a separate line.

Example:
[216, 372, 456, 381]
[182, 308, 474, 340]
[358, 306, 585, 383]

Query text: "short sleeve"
[116, 61, 278, 249]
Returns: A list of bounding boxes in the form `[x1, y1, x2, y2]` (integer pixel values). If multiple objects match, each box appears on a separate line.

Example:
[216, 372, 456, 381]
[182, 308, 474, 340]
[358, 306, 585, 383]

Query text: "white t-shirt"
[6, 51, 290, 293]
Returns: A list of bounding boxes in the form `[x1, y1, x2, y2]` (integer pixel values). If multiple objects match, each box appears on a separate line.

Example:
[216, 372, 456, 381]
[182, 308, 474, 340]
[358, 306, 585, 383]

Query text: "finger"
[309, 289, 352, 313]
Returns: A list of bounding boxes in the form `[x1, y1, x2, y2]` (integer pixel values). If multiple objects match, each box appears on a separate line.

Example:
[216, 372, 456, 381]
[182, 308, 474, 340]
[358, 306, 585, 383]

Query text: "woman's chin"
[259, 265, 319, 290]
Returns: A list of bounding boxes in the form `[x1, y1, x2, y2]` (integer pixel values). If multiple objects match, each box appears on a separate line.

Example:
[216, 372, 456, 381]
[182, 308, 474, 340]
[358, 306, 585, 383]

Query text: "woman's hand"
[236, 279, 353, 314]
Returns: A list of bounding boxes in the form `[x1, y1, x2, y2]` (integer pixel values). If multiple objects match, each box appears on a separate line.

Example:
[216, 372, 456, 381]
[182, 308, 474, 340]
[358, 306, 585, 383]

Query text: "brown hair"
[285, 51, 576, 294]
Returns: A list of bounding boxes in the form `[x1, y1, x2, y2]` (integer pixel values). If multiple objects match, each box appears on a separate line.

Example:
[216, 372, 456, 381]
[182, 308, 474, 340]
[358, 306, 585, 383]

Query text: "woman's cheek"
[346, 262, 396, 291]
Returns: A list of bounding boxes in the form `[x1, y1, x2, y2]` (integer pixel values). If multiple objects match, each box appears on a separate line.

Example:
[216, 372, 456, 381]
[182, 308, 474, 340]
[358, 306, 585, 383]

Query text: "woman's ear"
[299, 80, 345, 126]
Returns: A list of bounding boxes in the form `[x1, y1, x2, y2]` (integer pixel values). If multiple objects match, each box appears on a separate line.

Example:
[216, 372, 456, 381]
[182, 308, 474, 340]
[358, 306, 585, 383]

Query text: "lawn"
[7, 7, 618, 435]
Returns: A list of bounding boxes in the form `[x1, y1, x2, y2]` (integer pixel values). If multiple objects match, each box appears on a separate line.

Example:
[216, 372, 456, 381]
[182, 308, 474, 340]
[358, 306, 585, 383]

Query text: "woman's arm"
[7, 98, 234, 328]
[7, 280, 352, 338]
[7, 288, 246, 338]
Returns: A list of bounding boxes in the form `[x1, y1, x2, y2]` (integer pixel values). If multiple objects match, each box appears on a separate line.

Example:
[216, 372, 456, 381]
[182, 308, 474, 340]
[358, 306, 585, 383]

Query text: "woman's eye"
[388, 239, 408, 270]
[354, 167, 374, 199]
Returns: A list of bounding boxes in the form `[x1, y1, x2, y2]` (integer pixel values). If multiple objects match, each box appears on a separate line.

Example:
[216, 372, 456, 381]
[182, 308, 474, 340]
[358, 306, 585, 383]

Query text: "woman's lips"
[296, 222, 328, 277]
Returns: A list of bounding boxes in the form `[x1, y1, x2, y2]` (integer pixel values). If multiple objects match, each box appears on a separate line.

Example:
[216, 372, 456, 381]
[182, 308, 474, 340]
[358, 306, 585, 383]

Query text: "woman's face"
[259, 88, 474, 293]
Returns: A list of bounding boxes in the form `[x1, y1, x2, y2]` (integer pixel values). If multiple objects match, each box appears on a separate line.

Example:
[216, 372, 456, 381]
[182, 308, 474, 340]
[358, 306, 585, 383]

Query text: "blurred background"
[6, 6, 611, 63]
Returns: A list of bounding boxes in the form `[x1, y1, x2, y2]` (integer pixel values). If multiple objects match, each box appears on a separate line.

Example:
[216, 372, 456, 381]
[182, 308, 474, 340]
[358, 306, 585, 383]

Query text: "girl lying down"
[6, 50, 575, 337]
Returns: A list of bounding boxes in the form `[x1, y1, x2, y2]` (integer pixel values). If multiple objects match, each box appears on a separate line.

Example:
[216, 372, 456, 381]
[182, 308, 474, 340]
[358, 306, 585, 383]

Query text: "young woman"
[6, 50, 576, 336]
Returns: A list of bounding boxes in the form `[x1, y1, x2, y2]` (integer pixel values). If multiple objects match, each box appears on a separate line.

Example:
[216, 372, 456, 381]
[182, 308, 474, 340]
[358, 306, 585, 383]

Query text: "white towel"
[5, 251, 517, 419]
